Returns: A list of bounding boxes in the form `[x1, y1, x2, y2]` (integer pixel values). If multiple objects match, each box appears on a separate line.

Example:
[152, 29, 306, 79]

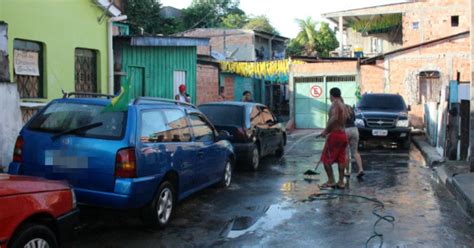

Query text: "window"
[27, 102, 126, 139]
[198, 105, 244, 126]
[75, 48, 98, 94]
[412, 22, 419, 30]
[418, 71, 441, 103]
[370, 38, 383, 54]
[189, 114, 215, 143]
[173, 71, 186, 96]
[140, 109, 192, 143]
[250, 106, 263, 126]
[451, 16, 459, 27]
[13, 39, 44, 98]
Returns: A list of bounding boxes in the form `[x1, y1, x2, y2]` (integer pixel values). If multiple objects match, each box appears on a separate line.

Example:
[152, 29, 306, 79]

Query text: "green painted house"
[113, 36, 209, 104]
[0, 0, 122, 101]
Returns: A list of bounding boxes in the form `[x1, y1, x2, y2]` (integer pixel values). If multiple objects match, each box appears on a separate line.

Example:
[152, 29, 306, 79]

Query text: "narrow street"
[69, 131, 474, 247]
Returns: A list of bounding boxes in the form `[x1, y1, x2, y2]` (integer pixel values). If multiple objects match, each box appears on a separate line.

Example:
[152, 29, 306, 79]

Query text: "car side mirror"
[217, 130, 232, 141]
[407, 105, 411, 111]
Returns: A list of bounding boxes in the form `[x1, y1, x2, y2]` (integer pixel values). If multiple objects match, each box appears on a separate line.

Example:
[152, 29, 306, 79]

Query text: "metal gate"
[295, 75, 357, 129]
[75, 48, 97, 94]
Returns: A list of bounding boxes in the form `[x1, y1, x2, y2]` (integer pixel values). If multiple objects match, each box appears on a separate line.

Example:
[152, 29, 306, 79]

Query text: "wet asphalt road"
[68, 131, 474, 248]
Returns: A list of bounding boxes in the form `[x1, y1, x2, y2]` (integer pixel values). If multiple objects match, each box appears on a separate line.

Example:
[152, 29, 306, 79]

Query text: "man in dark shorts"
[320, 88, 349, 189]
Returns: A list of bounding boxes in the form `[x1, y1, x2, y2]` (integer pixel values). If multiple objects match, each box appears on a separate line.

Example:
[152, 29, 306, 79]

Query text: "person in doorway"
[241, 91, 253, 102]
[175, 84, 191, 103]
[319, 87, 349, 189]
[343, 104, 365, 178]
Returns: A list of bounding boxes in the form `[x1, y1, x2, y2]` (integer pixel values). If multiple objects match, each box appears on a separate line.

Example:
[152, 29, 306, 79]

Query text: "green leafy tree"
[243, 15, 279, 34]
[221, 13, 248, 28]
[125, 0, 163, 35]
[181, 0, 244, 29]
[315, 22, 339, 57]
[287, 18, 339, 57]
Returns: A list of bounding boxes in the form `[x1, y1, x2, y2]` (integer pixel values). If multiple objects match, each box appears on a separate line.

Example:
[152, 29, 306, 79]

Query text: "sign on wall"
[310, 85, 323, 98]
[14, 50, 39, 76]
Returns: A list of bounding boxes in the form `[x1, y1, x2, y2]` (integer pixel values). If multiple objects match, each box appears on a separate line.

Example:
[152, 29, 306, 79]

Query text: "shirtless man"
[320, 88, 349, 189]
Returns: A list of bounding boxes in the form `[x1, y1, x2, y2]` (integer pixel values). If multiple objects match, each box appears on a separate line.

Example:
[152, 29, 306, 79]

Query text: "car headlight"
[355, 118, 365, 127]
[71, 189, 77, 209]
[396, 120, 409, 127]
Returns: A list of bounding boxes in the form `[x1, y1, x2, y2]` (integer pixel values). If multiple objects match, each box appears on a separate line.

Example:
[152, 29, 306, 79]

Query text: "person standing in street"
[343, 104, 365, 178]
[175, 84, 191, 103]
[241, 91, 253, 102]
[319, 88, 349, 189]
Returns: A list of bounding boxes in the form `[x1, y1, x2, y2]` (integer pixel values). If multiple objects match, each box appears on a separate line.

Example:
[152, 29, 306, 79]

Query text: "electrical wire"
[307, 192, 395, 248]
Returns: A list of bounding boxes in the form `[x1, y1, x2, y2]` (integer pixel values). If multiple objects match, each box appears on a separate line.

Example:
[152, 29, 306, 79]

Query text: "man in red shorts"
[320, 87, 349, 189]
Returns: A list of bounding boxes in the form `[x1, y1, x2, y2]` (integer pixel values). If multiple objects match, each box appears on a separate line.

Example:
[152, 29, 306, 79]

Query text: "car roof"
[363, 93, 402, 98]
[53, 97, 196, 110]
[199, 101, 265, 108]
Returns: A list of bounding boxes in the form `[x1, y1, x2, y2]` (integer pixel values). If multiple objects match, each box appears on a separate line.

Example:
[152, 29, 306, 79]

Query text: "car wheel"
[9, 223, 58, 248]
[275, 140, 284, 158]
[248, 144, 260, 171]
[218, 160, 233, 188]
[400, 137, 411, 150]
[142, 181, 175, 229]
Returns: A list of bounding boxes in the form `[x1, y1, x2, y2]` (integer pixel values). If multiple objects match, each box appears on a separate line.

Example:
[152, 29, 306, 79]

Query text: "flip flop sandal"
[336, 184, 346, 189]
[356, 171, 365, 178]
[320, 183, 336, 189]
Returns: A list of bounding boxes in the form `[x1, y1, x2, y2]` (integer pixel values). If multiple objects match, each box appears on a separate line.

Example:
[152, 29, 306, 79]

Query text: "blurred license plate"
[372, 129, 388, 136]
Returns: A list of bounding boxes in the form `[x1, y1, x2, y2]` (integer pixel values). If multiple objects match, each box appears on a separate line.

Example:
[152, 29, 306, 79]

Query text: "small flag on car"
[103, 76, 132, 112]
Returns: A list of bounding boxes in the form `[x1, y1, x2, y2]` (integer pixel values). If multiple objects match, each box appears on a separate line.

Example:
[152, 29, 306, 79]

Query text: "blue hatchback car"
[9, 96, 234, 228]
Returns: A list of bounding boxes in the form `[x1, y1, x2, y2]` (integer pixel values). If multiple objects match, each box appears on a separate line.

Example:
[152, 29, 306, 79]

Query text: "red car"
[0, 174, 78, 248]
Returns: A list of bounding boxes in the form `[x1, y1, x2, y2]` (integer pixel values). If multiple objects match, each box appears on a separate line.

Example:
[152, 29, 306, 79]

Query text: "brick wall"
[196, 63, 221, 105]
[360, 33, 470, 128]
[403, 0, 469, 46]
[223, 76, 235, 100]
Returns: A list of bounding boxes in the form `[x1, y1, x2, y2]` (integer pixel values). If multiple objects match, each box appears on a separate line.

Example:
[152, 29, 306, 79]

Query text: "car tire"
[248, 144, 260, 171]
[275, 140, 284, 158]
[400, 137, 411, 150]
[218, 160, 233, 188]
[9, 223, 58, 248]
[142, 181, 176, 229]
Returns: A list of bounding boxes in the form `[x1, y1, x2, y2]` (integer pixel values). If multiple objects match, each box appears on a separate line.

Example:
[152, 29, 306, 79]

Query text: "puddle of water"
[226, 202, 296, 239]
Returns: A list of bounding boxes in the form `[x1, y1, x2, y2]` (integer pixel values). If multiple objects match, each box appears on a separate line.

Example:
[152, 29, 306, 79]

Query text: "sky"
[160, 0, 407, 38]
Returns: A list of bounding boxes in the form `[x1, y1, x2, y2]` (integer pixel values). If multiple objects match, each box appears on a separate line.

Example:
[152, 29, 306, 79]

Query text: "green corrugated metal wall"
[120, 45, 197, 104]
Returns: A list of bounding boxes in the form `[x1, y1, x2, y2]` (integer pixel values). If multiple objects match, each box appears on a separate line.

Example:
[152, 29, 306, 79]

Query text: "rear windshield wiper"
[51, 122, 103, 140]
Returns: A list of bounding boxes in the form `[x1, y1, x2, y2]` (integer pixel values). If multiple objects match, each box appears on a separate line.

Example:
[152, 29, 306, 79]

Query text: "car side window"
[189, 114, 215, 143]
[260, 107, 275, 124]
[140, 109, 192, 143]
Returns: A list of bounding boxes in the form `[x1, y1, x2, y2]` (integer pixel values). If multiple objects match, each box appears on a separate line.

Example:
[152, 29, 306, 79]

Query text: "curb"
[412, 136, 443, 166]
[449, 175, 474, 217]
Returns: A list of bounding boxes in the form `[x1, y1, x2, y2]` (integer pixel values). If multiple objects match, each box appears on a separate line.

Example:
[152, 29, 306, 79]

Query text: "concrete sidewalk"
[413, 135, 474, 217]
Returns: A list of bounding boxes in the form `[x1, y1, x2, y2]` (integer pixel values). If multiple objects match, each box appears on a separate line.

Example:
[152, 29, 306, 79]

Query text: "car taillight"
[233, 127, 248, 142]
[115, 148, 136, 178]
[13, 136, 24, 163]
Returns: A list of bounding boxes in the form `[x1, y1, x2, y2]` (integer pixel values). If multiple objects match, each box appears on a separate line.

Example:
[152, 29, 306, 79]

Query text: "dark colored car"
[355, 93, 411, 149]
[0, 174, 78, 248]
[199, 102, 286, 170]
[9, 96, 234, 228]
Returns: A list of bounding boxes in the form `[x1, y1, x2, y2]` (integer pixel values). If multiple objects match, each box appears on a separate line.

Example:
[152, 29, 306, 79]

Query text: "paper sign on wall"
[14, 50, 39, 76]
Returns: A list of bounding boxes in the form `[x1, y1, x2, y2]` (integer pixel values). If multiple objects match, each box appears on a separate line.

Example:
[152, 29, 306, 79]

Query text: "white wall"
[0, 83, 22, 171]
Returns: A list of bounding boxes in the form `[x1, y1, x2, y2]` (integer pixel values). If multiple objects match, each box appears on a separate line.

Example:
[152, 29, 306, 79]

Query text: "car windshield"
[199, 105, 244, 126]
[357, 95, 407, 111]
[28, 102, 126, 139]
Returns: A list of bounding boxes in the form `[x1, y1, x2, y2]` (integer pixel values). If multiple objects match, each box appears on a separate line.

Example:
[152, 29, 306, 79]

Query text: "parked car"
[199, 102, 286, 170]
[9, 96, 234, 228]
[354, 93, 411, 149]
[0, 174, 78, 248]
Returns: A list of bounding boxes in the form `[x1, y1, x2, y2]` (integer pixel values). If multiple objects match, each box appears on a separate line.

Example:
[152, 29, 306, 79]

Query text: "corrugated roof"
[119, 36, 209, 47]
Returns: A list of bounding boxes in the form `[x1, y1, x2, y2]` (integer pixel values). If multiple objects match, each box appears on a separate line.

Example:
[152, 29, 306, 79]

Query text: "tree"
[243, 15, 279, 34]
[287, 18, 339, 57]
[181, 0, 244, 29]
[221, 13, 248, 29]
[125, 0, 163, 35]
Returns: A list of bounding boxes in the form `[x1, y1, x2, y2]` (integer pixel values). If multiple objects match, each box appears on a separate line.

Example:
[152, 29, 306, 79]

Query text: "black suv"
[199, 102, 286, 170]
[355, 93, 411, 149]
